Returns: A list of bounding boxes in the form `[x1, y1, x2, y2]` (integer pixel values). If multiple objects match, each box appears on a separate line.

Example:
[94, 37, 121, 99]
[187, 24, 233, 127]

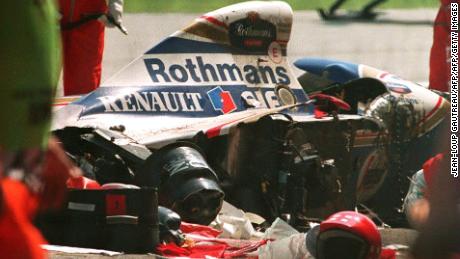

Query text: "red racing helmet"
[316, 211, 382, 259]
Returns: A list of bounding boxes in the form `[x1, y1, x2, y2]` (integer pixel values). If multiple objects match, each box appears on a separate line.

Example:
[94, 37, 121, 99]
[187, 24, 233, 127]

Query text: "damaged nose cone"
[136, 143, 224, 225]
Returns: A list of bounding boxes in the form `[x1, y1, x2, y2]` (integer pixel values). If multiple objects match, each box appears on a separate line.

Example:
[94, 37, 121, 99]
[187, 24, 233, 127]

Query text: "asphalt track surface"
[51, 9, 434, 258]
[97, 9, 437, 89]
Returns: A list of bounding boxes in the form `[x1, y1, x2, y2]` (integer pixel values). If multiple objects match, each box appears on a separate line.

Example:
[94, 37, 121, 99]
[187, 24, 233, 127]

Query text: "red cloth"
[157, 240, 267, 259]
[59, 0, 107, 96]
[157, 222, 267, 258]
[0, 179, 47, 259]
[429, 1, 451, 92]
[180, 222, 222, 238]
[157, 242, 227, 258]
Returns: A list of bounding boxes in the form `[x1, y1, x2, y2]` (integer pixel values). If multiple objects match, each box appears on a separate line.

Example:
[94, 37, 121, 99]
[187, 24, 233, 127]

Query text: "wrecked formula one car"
[293, 58, 449, 224]
[51, 0, 449, 231]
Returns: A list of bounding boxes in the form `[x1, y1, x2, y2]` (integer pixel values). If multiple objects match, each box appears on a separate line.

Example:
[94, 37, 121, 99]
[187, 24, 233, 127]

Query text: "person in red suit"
[59, 0, 125, 96]
[0, 1, 100, 257]
[0, 0, 63, 258]
[429, 0, 453, 92]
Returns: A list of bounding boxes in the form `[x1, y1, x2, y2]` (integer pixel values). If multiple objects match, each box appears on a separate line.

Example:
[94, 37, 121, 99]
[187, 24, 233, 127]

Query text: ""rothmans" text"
[144, 56, 290, 85]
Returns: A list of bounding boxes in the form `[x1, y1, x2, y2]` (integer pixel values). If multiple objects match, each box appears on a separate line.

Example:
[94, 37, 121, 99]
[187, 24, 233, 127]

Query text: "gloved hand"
[99, 0, 127, 34]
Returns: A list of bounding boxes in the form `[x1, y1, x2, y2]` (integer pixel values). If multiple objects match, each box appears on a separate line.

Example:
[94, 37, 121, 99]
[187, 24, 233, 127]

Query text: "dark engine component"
[36, 186, 159, 254]
[278, 128, 344, 228]
[158, 206, 185, 245]
[136, 143, 224, 225]
[282, 141, 320, 225]
[216, 115, 350, 228]
[53, 127, 151, 185]
[54, 128, 224, 226]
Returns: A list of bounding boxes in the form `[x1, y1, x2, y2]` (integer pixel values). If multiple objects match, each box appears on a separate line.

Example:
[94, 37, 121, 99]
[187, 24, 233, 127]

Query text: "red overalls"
[429, 0, 453, 92]
[59, 0, 107, 96]
[0, 179, 46, 259]
[0, 139, 73, 259]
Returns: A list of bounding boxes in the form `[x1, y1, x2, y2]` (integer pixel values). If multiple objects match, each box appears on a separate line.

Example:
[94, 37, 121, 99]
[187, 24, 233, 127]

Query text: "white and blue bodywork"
[52, 1, 449, 225]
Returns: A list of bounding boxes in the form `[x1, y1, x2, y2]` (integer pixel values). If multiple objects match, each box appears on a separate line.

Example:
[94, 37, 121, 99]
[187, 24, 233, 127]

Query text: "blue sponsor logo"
[386, 82, 412, 94]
